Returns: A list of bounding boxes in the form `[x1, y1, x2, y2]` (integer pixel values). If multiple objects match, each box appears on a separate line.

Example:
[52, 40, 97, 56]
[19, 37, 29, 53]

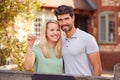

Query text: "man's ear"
[72, 15, 75, 21]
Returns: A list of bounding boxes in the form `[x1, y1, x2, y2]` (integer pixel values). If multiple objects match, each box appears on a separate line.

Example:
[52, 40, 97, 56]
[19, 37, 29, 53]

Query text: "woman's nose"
[54, 30, 60, 35]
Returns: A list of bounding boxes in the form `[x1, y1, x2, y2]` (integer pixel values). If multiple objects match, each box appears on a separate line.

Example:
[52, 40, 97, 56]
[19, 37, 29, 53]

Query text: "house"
[34, 0, 120, 72]
[93, 0, 120, 72]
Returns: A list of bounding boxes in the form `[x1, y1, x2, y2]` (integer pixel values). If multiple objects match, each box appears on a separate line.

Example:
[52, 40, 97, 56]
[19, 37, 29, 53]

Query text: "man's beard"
[61, 25, 72, 32]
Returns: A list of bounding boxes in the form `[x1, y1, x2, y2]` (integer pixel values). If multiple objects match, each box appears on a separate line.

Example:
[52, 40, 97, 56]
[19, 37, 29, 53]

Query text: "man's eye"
[58, 19, 62, 21]
[65, 18, 69, 20]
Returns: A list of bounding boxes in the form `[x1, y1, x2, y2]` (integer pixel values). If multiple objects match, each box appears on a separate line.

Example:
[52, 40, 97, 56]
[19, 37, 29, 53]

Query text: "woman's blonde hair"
[39, 20, 62, 58]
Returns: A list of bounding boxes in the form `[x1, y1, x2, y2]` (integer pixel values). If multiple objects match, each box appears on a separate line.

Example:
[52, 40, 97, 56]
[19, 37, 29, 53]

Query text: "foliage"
[0, 0, 43, 71]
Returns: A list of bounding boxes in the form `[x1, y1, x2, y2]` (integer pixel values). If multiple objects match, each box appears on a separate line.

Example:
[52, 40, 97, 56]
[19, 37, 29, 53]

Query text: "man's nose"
[62, 20, 66, 25]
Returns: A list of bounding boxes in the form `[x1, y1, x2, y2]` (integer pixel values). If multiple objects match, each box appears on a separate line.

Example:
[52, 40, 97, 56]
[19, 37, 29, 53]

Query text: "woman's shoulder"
[33, 43, 41, 48]
[32, 44, 42, 56]
[32, 44, 42, 51]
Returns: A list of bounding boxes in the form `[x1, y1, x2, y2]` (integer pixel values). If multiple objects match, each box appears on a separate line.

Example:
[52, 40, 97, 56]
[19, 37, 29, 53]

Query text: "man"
[54, 5, 102, 76]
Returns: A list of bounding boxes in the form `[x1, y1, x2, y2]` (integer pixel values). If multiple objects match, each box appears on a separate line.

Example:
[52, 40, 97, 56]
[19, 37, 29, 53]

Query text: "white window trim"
[98, 11, 116, 43]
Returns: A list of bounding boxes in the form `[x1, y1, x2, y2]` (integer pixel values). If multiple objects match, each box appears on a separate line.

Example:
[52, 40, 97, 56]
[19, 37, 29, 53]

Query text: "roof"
[41, 0, 97, 10]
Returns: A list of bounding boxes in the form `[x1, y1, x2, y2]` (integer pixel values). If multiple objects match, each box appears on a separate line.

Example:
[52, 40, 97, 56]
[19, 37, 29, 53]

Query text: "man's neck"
[66, 27, 76, 38]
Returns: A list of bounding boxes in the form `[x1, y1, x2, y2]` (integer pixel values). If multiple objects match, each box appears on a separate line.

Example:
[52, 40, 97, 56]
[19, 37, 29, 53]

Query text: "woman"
[24, 20, 63, 74]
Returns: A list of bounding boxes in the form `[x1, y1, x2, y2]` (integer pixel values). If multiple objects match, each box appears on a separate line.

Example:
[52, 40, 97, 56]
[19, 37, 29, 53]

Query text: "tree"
[0, 0, 44, 71]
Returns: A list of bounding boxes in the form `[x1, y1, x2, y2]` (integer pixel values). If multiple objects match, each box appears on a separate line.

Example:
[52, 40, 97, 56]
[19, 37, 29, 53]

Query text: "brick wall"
[92, 0, 120, 72]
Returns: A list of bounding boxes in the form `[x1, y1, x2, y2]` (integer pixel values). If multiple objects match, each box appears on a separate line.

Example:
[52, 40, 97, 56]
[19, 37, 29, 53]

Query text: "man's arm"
[88, 51, 102, 76]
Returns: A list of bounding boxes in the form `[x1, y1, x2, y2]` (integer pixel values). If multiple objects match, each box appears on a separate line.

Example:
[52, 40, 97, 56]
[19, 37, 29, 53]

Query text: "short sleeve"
[32, 44, 38, 56]
[86, 35, 99, 54]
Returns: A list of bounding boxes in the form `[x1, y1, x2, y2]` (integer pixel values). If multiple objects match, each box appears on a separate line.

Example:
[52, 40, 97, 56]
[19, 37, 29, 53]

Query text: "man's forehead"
[57, 14, 70, 19]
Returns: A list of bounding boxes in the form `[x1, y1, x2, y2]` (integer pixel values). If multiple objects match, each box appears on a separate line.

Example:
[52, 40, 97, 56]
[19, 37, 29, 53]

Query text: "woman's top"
[32, 45, 63, 74]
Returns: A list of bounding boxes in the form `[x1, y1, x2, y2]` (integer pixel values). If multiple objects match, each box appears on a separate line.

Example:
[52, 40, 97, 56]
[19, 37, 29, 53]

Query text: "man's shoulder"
[77, 29, 94, 38]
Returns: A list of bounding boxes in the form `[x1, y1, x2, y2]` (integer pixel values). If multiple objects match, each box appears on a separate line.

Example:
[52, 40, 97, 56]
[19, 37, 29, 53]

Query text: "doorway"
[75, 14, 88, 32]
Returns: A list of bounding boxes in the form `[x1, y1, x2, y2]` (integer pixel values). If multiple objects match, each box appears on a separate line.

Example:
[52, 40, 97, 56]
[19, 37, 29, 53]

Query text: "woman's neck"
[48, 41, 56, 48]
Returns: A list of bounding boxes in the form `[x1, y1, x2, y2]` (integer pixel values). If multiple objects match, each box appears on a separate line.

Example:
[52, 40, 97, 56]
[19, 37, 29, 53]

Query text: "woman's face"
[46, 22, 61, 43]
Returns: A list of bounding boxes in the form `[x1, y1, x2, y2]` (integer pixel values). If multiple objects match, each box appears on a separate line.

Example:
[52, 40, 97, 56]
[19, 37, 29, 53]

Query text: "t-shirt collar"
[65, 28, 79, 40]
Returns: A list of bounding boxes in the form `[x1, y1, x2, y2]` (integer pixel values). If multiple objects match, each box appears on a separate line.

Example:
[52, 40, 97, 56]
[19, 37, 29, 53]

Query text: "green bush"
[0, 0, 43, 71]
[0, 35, 27, 71]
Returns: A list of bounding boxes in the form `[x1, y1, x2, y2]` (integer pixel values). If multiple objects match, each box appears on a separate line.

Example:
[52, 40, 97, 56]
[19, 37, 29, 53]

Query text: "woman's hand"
[27, 34, 37, 47]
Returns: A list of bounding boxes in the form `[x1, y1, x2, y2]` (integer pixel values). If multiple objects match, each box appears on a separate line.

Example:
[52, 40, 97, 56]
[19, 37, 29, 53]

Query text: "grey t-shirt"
[62, 28, 99, 76]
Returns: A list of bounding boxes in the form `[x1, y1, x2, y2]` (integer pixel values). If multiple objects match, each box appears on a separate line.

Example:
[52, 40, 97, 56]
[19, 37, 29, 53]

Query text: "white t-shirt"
[62, 28, 99, 76]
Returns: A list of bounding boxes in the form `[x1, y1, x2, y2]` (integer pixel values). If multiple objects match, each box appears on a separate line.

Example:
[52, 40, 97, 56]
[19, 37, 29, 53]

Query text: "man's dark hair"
[54, 5, 74, 17]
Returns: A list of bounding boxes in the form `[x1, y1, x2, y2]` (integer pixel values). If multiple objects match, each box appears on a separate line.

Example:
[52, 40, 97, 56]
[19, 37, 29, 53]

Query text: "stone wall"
[114, 63, 120, 80]
[0, 70, 113, 80]
[3, 62, 120, 80]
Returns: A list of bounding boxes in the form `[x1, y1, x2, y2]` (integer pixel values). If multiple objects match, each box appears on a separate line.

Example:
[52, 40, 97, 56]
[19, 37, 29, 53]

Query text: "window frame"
[98, 11, 116, 44]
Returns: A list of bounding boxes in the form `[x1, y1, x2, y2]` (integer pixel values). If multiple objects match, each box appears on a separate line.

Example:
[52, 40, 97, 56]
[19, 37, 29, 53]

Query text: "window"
[99, 11, 116, 43]
[34, 18, 42, 38]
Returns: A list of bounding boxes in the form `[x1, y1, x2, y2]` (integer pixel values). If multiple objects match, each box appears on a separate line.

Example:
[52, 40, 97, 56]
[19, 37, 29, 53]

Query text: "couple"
[24, 5, 102, 76]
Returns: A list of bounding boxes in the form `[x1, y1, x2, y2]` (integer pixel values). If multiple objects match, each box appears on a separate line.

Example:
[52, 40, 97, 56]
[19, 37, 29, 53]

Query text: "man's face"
[57, 14, 74, 32]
